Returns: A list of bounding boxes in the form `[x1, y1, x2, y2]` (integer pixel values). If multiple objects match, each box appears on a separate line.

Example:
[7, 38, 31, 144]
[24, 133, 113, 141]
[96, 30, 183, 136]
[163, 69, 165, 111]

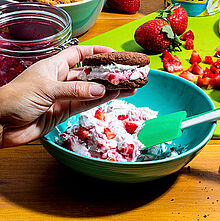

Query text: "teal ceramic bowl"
[57, 0, 106, 37]
[41, 69, 216, 183]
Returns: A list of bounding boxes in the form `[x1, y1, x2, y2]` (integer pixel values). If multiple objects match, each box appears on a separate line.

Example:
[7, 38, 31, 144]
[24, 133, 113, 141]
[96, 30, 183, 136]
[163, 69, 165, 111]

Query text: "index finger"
[53, 45, 115, 69]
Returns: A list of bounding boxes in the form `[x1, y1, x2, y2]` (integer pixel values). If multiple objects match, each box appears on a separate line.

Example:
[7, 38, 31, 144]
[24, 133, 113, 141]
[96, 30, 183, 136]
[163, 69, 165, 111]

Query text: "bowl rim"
[41, 70, 216, 166]
[56, 0, 103, 7]
[9, 0, 103, 8]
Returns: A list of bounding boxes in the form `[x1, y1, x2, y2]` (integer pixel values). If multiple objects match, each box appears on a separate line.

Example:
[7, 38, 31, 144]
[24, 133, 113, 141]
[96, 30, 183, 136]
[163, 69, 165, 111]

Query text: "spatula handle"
[181, 108, 220, 130]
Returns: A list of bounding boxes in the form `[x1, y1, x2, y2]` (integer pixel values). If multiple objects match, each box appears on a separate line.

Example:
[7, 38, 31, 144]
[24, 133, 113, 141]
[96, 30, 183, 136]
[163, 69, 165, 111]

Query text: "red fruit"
[84, 67, 92, 75]
[106, 157, 116, 161]
[204, 56, 213, 65]
[210, 65, 220, 75]
[180, 30, 194, 40]
[161, 49, 173, 61]
[185, 39, 194, 50]
[179, 70, 196, 82]
[118, 115, 129, 120]
[213, 59, 220, 69]
[95, 107, 105, 121]
[106, 0, 140, 14]
[191, 63, 204, 75]
[189, 50, 202, 64]
[197, 76, 215, 89]
[163, 57, 183, 73]
[135, 19, 171, 53]
[159, 5, 188, 35]
[126, 144, 134, 155]
[215, 75, 220, 88]
[123, 121, 138, 134]
[214, 51, 220, 58]
[203, 67, 215, 78]
[108, 73, 119, 85]
[104, 128, 116, 140]
[77, 127, 89, 140]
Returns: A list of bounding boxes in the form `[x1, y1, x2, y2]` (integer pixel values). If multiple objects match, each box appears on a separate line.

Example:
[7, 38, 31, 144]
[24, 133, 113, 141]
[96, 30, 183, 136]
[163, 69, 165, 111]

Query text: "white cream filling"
[78, 63, 150, 81]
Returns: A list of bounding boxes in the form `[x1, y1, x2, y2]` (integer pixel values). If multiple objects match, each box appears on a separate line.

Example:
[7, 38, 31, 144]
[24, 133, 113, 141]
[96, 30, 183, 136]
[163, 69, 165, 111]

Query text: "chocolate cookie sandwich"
[77, 51, 150, 90]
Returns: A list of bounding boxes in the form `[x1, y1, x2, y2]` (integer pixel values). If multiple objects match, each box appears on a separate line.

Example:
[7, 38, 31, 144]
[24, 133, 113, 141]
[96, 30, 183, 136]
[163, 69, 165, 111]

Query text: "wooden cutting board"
[80, 12, 220, 138]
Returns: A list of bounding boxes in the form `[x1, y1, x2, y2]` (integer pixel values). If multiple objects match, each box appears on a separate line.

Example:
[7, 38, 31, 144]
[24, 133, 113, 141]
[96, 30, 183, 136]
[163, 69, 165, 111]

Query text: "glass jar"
[0, 2, 76, 86]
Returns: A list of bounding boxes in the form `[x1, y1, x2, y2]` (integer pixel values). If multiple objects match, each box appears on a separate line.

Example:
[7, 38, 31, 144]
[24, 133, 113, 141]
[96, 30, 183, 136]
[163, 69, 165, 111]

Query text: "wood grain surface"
[0, 1, 220, 220]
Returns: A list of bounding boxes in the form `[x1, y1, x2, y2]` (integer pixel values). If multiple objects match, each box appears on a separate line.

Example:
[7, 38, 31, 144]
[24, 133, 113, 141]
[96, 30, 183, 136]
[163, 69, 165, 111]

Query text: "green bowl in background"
[57, 0, 106, 36]
[41, 69, 216, 183]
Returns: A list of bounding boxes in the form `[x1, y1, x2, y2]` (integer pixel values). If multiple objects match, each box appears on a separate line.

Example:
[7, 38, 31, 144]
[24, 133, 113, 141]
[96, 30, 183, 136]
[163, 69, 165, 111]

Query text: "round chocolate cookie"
[82, 51, 150, 67]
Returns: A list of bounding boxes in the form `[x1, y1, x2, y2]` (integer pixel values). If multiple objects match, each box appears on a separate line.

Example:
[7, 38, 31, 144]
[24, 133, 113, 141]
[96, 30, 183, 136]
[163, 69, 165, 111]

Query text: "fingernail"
[90, 84, 105, 96]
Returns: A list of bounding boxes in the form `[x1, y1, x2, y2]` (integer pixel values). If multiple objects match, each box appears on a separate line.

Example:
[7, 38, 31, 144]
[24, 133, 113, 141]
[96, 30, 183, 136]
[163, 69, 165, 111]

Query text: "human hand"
[0, 45, 136, 147]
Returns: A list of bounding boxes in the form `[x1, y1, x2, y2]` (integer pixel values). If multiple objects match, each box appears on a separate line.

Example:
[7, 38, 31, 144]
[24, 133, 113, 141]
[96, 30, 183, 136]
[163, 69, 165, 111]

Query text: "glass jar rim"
[0, 2, 72, 51]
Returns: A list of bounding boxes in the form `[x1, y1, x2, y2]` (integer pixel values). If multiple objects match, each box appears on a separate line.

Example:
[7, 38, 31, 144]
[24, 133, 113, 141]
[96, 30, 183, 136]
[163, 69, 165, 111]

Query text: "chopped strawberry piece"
[185, 39, 194, 50]
[197, 76, 215, 89]
[104, 128, 116, 140]
[180, 30, 194, 41]
[108, 73, 119, 85]
[118, 115, 129, 120]
[123, 121, 138, 134]
[214, 51, 220, 58]
[213, 59, 220, 69]
[77, 127, 89, 140]
[191, 63, 204, 75]
[203, 67, 215, 78]
[107, 157, 116, 161]
[126, 144, 134, 155]
[204, 56, 213, 65]
[161, 49, 173, 61]
[84, 67, 92, 75]
[163, 59, 183, 73]
[95, 107, 105, 121]
[210, 65, 220, 75]
[189, 50, 202, 64]
[215, 75, 220, 88]
[179, 70, 196, 82]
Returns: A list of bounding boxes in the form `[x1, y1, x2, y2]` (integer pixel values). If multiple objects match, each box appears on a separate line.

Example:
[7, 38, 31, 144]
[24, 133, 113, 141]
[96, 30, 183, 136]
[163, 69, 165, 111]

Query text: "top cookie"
[82, 51, 150, 67]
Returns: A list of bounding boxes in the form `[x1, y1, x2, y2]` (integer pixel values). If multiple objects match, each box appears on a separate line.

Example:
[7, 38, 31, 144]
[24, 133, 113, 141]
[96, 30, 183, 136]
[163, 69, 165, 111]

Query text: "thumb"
[49, 81, 106, 101]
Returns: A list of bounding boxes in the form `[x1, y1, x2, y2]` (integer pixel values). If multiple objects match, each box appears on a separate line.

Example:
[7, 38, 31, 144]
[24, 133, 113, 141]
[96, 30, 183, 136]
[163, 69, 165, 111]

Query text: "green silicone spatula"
[138, 108, 220, 149]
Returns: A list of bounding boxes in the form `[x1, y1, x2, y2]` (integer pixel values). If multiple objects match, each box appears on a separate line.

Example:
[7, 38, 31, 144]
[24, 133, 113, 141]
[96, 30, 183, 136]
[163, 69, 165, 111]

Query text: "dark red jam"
[0, 2, 72, 86]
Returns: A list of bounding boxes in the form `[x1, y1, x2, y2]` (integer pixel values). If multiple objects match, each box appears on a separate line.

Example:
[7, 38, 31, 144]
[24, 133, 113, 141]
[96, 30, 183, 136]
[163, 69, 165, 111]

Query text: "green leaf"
[162, 25, 174, 39]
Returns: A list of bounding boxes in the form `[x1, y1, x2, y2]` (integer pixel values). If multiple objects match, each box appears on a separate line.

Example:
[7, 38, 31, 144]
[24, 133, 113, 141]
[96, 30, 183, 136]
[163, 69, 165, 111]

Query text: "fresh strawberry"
[163, 54, 183, 73]
[95, 107, 105, 121]
[197, 76, 215, 89]
[210, 65, 220, 75]
[213, 59, 220, 69]
[123, 121, 138, 134]
[135, 19, 181, 53]
[77, 127, 89, 140]
[189, 50, 202, 64]
[126, 144, 134, 155]
[106, 0, 140, 14]
[191, 63, 204, 75]
[203, 67, 215, 78]
[158, 5, 188, 35]
[107, 157, 116, 161]
[215, 75, 220, 88]
[161, 49, 173, 61]
[104, 128, 116, 140]
[185, 39, 194, 50]
[180, 30, 194, 40]
[214, 51, 220, 58]
[179, 70, 196, 82]
[204, 56, 213, 65]
[118, 115, 129, 120]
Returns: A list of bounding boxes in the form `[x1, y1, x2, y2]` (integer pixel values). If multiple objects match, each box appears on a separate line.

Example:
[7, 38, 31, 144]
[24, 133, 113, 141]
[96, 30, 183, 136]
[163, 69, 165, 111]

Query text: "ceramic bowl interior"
[41, 69, 216, 183]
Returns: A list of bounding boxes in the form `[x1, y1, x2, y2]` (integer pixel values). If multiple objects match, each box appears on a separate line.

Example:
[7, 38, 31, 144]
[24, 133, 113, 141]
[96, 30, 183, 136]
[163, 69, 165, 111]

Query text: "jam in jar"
[0, 2, 74, 86]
